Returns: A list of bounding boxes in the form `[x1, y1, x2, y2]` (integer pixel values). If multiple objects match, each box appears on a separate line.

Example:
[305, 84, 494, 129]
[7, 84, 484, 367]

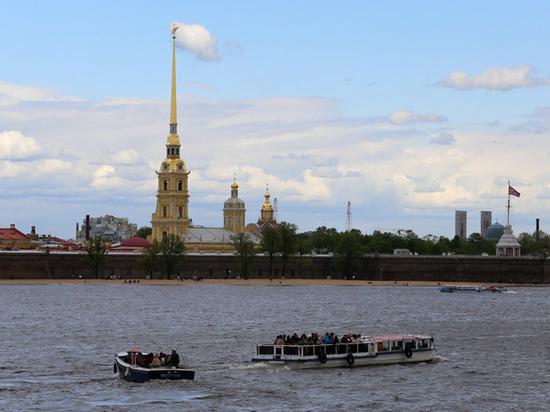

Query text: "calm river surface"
[0, 284, 548, 411]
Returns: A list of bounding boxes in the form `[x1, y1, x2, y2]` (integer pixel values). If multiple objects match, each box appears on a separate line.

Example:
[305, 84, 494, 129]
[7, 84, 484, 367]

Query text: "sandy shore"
[0, 278, 541, 287]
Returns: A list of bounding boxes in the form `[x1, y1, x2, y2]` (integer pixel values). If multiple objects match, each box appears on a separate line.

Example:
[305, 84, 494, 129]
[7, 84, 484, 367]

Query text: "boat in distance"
[439, 285, 507, 293]
[252, 334, 435, 369]
[114, 350, 195, 382]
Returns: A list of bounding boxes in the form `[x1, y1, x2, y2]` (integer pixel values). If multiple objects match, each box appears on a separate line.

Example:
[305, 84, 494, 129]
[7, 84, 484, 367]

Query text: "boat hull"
[114, 356, 195, 382]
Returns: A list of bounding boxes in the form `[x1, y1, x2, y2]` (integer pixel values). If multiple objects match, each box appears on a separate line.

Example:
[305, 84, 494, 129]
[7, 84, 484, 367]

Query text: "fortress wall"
[0, 252, 547, 284]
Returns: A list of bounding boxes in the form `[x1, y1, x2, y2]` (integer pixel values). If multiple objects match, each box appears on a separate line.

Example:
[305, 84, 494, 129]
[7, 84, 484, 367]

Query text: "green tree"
[230, 233, 257, 279]
[296, 233, 313, 277]
[260, 227, 279, 280]
[158, 234, 186, 279]
[309, 226, 339, 254]
[334, 230, 364, 278]
[518, 231, 550, 256]
[277, 222, 298, 277]
[138, 239, 160, 278]
[136, 226, 152, 239]
[81, 235, 108, 278]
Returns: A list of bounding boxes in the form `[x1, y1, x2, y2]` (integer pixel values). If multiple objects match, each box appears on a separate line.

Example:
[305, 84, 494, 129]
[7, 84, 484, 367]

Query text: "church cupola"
[223, 177, 246, 233]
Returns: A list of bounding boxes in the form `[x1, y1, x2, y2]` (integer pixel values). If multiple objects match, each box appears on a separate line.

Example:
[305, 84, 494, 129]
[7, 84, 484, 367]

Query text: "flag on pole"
[508, 185, 520, 197]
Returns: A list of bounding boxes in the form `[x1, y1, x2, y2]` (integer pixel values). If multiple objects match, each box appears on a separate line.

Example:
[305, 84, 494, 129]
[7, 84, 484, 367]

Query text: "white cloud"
[2, 80, 550, 240]
[430, 132, 455, 145]
[0, 131, 45, 160]
[437, 64, 550, 91]
[388, 110, 447, 125]
[172, 21, 221, 61]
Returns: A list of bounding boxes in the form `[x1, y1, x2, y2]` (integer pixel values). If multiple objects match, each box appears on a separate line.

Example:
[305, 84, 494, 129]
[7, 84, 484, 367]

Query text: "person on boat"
[322, 333, 334, 344]
[287, 333, 299, 344]
[298, 334, 308, 345]
[151, 354, 161, 367]
[166, 349, 180, 367]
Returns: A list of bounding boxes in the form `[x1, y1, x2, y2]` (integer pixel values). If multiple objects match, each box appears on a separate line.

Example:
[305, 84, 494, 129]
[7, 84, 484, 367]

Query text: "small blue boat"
[114, 350, 195, 382]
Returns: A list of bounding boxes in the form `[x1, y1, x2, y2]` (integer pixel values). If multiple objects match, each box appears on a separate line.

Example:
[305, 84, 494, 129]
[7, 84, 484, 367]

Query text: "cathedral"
[150, 29, 276, 252]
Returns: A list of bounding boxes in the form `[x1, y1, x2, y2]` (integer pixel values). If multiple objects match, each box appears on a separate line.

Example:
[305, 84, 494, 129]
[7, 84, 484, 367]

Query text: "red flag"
[509, 185, 520, 197]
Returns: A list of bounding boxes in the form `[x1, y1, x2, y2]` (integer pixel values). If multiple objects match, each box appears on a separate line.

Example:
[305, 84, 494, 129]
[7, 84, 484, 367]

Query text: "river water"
[0, 284, 548, 411]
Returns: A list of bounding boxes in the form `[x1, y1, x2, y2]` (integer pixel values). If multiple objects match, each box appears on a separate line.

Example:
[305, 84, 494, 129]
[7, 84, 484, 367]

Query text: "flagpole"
[507, 181, 511, 226]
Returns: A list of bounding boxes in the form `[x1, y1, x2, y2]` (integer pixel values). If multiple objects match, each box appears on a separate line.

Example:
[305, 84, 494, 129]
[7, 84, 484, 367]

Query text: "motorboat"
[114, 350, 195, 382]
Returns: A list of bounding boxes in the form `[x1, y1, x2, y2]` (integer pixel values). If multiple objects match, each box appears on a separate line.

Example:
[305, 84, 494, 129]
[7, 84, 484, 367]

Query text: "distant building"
[480, 211, 492, 239]
[455, 210, 467, 240]
[486, 222, 505, 241]
[79, 215, 137, 243]
[0, 224, 31, 250]
[496, 225, 521, 256]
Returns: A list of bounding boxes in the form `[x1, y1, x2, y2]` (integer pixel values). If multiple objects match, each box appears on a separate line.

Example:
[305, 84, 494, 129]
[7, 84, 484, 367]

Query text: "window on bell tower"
[178, 180, 182, 191]
[163, 206, 167, 217]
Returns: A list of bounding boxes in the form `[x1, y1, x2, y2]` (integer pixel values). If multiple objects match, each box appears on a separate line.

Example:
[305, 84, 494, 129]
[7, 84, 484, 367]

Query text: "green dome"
[486, 223, 504, 241]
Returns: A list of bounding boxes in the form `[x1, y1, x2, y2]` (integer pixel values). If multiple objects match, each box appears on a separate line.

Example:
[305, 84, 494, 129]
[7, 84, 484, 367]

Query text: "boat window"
[258, 345, 274, 355]
[419, 339, 429, 349]
[358, 343, 368, 353]
[382, 341, 391, 351]
[302, 346, 314, 356]
[325, 345, 336, 355]
[391, 341, 403, 351]
[337, 344, 348, 354]
[405, 340, 416, 349]
[284, 346, 299, 356]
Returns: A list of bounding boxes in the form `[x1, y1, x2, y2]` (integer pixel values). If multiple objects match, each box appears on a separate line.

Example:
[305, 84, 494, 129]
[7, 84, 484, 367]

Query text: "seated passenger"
[151, 355, 161, 367]
[166, 348, 180, 367]
[298, 334, 308, 345]
[275, 335, 285, 345]
[322, 333, 334, 344]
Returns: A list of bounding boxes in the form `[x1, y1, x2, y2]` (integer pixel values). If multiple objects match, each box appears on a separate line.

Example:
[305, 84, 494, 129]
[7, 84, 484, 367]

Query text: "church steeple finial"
[167, 26, 180, 145]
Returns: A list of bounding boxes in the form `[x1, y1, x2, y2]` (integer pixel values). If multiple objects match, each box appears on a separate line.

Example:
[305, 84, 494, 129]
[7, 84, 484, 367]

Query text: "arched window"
[178, 180, 182, 191]
[228, 217, 233, 225]
[163, 180, 168, 190]
[236, 217, 240, 225]
[178, 207, 183, 218]
[163, 206, 167, 217]
[176, 148, 179, 156]
[166, 148, 170, 157]
[162, 231, 167, 238]
[171, 148, 175, 155]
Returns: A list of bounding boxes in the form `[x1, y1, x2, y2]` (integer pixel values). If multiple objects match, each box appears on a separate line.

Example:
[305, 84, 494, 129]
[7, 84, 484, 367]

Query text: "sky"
[1, 0, 550, 241]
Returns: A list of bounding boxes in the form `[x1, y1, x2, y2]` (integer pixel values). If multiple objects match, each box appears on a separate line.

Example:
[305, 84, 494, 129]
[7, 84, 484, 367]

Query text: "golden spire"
[167, 26, 180, 146]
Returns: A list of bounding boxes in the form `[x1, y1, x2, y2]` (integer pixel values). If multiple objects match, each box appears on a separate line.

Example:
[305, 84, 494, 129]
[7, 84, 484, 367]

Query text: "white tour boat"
[252, 334, 435, 369]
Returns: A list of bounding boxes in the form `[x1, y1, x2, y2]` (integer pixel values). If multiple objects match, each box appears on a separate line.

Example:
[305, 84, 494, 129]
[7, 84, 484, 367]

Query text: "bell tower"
[151, 27, 190, 240]
[223, 178, 246, 233]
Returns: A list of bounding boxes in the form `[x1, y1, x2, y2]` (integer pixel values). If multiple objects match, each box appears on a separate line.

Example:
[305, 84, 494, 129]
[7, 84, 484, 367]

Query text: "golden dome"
[262, 188, 273, 211]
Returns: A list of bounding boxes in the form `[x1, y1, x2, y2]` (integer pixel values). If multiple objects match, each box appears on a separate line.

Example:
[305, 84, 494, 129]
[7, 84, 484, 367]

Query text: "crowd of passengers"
[273, 333, 363, 345]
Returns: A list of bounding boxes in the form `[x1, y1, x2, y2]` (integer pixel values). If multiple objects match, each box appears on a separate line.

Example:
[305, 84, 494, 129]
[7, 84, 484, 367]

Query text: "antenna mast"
[346, 201, 352, 232]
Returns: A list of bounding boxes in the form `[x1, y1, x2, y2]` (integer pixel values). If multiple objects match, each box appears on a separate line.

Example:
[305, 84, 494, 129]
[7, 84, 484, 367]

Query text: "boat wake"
[430, 355, 448, 363]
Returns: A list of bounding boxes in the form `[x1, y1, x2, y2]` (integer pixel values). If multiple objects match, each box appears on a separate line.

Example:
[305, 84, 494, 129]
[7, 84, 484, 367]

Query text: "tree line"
[81, 225, 550, 279]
